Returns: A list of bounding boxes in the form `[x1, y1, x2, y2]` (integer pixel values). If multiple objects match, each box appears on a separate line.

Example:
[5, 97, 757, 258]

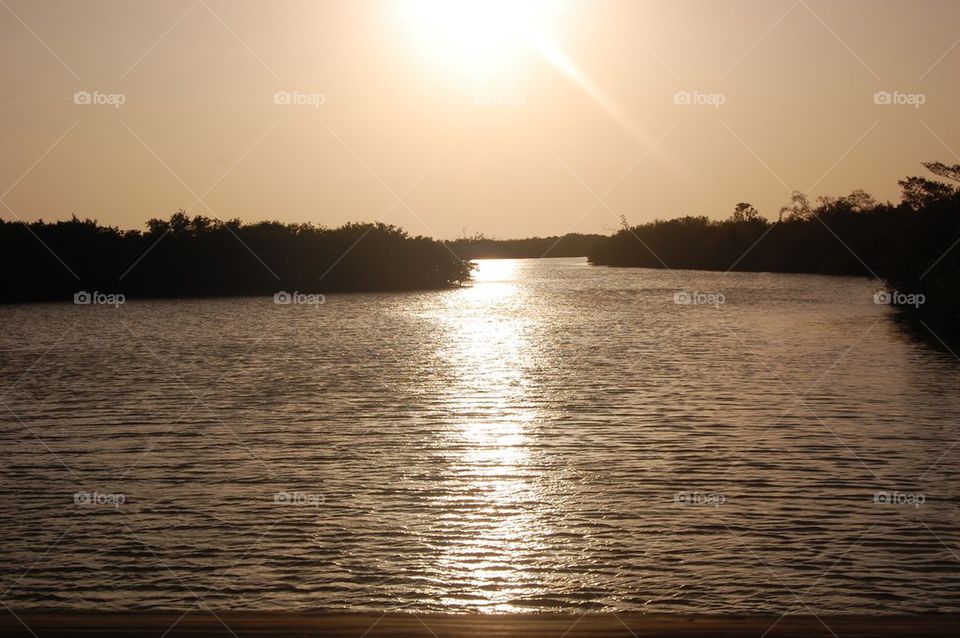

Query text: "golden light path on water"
[433, 259, 550, 611]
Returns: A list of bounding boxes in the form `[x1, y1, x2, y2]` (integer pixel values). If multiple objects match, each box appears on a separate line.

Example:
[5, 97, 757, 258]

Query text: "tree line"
[446, 232, 606, 260]
[0, 213, 471, 302]
[588, 163, 960, 328]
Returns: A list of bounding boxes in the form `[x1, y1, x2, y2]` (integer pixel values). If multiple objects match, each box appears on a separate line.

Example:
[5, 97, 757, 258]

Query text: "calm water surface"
[2, 258, 959, 614]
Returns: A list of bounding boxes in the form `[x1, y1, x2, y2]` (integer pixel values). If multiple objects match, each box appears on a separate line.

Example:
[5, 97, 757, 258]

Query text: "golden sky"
[1, 0, 958, 238]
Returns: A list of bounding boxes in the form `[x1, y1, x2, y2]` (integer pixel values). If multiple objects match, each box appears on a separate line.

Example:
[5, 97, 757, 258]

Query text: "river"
[1, 257, 958, 613]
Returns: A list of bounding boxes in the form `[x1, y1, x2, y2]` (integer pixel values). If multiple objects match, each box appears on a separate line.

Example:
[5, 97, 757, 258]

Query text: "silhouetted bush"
[0, 213, 471, 302]
[588, 163, 960, 329]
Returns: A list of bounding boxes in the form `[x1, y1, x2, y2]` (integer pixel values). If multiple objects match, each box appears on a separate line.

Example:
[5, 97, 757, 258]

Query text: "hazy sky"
[2, 0, 958, 238]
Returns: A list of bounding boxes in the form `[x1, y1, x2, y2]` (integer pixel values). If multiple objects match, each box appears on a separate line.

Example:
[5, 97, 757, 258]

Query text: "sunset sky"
[2, 0, 958, 238]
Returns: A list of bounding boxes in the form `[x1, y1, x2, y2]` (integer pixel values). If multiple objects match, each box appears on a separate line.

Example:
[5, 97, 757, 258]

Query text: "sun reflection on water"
[471, 258, 519, 283]
[432, 259, 549, 611]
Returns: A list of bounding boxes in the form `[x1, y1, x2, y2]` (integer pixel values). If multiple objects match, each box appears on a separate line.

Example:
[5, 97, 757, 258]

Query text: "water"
[2, 257, 959, 614]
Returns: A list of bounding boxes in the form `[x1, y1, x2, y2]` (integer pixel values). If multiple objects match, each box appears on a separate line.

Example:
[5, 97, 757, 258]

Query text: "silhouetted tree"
[924, 162, 960, 184]
[588, 162, 960, 329]
[0, 214, 471, 302]
[898, 177, 955, 211]
[731, 202, 762, 223]
[779, 191, 813, 222]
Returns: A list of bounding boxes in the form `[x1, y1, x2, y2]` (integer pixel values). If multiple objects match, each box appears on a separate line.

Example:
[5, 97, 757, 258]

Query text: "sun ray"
[526, 31, 651, 146]
[396, 0, 649, 144]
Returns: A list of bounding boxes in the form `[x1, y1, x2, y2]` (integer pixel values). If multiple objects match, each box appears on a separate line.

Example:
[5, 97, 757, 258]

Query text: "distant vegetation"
[447, 232, 606, 259]
[0, 213, 471, 302]
[6, 163, 958, 329]
[588, 162, 960, 329]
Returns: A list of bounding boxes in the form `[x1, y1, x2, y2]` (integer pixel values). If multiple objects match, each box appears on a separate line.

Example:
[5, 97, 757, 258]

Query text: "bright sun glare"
[397, 1, 651, 143]
[398, 0, 562, 80]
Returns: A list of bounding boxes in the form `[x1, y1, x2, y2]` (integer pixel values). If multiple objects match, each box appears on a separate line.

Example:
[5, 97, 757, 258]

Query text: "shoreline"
[2, 612, 957, 637]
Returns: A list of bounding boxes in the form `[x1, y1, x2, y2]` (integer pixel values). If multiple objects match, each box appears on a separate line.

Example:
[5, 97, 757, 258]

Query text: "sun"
[397, 0, 562, 81]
